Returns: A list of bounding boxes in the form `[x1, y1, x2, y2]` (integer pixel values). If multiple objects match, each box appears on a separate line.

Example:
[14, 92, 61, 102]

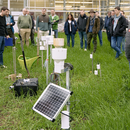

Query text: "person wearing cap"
[77, 10, 88, 51]
[86, 9, 100, 53]
[110, 6, 126, 59]
[95, 11, 104, 46]
[5, 9, 15, 46]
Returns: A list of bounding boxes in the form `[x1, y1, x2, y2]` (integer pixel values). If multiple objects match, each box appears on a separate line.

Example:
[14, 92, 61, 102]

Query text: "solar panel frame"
[32, 83, 72, 122]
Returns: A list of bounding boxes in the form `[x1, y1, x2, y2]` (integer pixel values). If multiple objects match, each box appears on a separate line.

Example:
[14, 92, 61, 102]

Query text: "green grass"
[0, 32, 130, 130]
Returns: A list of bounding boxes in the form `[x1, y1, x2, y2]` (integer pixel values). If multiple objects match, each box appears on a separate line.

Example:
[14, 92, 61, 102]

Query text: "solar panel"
[32, 83, 72, 122]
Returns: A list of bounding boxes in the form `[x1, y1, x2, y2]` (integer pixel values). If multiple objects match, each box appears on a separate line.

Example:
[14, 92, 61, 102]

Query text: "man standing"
[17, 8, 32, 46]
[27, 10, 35, 45]
[110, 6, 126, 59]
[49, 9, 59, 38]
[5, 9, 15, 45]
[0, 7, 9, 68]
[77, 10, 88, 51]
[36, 8, 51, 37]
[95, 11, 104, 46]
[111, 10, 115, 18]
[104, 11, 111, 45]
[86, 9, 100, 53]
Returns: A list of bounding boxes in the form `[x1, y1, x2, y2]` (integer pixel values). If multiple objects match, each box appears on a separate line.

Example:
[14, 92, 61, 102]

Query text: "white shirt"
[68, 20, 72, 32]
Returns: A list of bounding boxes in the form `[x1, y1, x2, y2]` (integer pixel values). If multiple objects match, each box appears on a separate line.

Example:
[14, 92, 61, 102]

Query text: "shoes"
[0, 65, 7, 68]
[84, 49, 87, 51]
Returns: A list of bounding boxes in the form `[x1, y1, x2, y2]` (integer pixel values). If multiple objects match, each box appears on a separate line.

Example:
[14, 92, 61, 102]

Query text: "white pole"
[8, 0, 10, 10]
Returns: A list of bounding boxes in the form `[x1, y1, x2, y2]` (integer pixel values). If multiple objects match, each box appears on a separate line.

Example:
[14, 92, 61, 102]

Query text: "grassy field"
[0, 32, 130, 130]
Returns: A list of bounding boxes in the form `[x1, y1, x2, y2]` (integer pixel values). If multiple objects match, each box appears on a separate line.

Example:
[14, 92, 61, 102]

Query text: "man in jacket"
[86, 9, 100, 53]
[49, 9, 59, 38]
[5, 9, 15, 45]
[77, 10, 88, 51]
[36, 8, 51, 37]
[17, 8, 32, 46]
[125, 22, 130, 69]
[95, 11, 104, 46]
[104, 11, 111, 45]
[110, 6, 126, 59]
[0, 7, 9, 68]
[27, 10, 35, 45]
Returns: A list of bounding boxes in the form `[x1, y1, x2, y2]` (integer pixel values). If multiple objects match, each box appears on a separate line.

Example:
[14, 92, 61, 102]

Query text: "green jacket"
[17, 15, 32, 29]
[49, 15, 59, 30]
[36, 14, 51, 31]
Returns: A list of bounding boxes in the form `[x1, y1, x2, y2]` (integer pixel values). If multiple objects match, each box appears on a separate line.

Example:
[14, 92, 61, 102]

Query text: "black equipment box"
[13, 78, 38, 96]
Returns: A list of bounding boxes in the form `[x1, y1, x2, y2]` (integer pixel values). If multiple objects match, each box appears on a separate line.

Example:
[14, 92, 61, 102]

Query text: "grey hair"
[22, 8, 27, 11]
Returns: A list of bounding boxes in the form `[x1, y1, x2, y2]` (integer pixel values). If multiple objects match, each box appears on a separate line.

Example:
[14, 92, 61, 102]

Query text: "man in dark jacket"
[27, 10, 35, 45]
[0, 7, 9, 68]
[120, 10, 129, 51]
[77, 10, 88, 51]
[95, 11, 104, 46]
[86, 9, 100, 53]
[104, 11, 111, 45]
[125, 22, 130, 69]
[5, 9, 15, 45]
[110, 6, 126, 59]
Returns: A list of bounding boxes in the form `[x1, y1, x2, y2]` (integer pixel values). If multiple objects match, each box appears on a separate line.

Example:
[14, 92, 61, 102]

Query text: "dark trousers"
[7, 28, 15, 45]
[30, 29, 35, 44]
[106, 29, 111, 46]
[87, 32, 97, 53]
[67, 33, 75, 47]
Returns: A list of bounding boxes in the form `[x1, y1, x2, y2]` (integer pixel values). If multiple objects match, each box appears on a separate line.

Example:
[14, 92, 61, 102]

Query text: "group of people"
[0, 6, 130, 68]
[104, 7, 128, 58]
[0, 7, 59, 67]
[64, 9, 103, 53]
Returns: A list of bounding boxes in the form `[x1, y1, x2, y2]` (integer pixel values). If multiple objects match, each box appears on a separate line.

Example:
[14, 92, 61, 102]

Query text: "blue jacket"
[6, 14, 15, 33]
[64, 20, 77, 35]
[104, 16, 111, 30]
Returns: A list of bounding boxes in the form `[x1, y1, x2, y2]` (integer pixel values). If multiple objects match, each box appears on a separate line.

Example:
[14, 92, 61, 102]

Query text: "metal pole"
[50, 45, 52, 63]
[46, 43, 49, 85]
[8, 0, 10, 10]
[42, 50, 43, 70]
[92, 52, 93, 73]
[12, 47, 16, 75]
[66, 70, 70, 129]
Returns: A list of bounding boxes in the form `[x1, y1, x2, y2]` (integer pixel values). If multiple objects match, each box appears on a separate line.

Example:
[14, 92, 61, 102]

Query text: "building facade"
[1, 0, 130, 21]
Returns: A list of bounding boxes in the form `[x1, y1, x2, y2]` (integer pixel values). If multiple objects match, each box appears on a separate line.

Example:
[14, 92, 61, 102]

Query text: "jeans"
[111, 36, 123, 58]
[53, 29, 58, 38]
[98, 30, 103, 46]
[0, 36, 5, 65]
[121, 37, 125, 51]
[78, 31, 87, 49]
[67, 33, 75, 47]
